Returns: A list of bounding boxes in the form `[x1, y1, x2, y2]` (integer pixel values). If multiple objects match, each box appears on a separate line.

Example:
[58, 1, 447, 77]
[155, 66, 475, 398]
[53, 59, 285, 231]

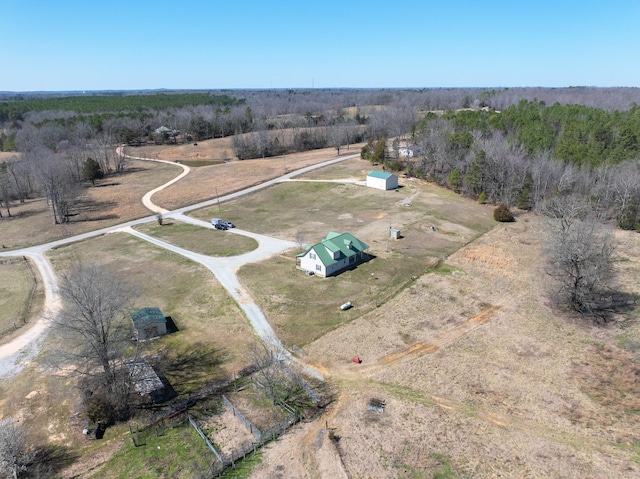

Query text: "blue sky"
[2, 0, 640, 91]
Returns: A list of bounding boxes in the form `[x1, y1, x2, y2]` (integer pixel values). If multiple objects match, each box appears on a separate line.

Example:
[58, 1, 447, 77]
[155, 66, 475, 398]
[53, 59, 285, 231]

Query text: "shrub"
[618, 202, 639, 230]
[477, 191, 486, 204]
[85, 394, 115, 426]
[494, 203, 515, 222]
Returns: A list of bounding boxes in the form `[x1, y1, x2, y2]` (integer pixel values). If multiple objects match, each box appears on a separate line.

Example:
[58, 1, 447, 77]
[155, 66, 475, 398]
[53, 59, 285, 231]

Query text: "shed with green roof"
[131, 307, 167, 340]
[366, 170, 398, 190]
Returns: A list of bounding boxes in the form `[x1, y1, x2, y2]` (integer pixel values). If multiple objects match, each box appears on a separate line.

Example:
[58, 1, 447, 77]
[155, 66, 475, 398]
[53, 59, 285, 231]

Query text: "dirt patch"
[201, 407, 256, 456]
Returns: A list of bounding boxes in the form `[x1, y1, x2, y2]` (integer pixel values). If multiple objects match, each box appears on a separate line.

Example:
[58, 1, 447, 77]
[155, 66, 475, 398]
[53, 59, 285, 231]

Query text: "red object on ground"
[352, 357, 362, 364]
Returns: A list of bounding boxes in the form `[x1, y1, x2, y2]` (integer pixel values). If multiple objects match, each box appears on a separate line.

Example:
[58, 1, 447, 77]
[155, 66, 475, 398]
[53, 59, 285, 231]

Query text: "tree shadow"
[26, 444, 78, 479]
[70, 197, 120, 222]
[593, 291, 639, 323]
[154, 342, 226, 395]
[95, 182, 121, 188]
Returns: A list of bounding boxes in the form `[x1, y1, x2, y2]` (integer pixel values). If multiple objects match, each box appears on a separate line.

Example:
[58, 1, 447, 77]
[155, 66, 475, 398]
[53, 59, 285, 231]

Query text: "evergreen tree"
[82, 158, 103, 186]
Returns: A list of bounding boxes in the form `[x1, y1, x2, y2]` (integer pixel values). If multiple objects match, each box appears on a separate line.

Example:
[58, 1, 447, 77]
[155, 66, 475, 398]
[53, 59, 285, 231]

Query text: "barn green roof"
[368, 170, 394, 179]
[131, 307, 166, 327]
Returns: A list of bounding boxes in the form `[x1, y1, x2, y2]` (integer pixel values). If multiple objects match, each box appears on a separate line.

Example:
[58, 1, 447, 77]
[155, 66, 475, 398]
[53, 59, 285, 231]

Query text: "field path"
[117, 145, 191, 214]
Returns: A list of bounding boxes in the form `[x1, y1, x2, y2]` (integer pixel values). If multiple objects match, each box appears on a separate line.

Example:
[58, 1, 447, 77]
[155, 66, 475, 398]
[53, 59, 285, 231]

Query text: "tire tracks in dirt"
[362, 305, 503, 373]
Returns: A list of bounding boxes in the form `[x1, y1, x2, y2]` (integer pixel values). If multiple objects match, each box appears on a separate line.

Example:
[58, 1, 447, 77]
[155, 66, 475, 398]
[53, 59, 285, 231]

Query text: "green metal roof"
[131, 307, 166, 326]
[368, 170, 394, 179]
[298, 232, 369, 267]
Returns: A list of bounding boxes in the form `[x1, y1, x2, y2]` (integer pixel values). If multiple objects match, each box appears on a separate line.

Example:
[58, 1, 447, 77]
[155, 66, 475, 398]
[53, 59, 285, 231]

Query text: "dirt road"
[0, 151, 358, 378]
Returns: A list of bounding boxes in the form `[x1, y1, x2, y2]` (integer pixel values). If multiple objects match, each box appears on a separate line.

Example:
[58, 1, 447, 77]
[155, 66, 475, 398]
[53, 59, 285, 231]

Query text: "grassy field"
[203, 171, 496, 347]
[0, 257, 44, 342]
[0, 159, 180, 250]
[89, 420, 213, 479]
[134, 220, 258, 257]
[6, 144, 640, 477]
[190, 175, 493, 245]
[46, 232, 256, 386]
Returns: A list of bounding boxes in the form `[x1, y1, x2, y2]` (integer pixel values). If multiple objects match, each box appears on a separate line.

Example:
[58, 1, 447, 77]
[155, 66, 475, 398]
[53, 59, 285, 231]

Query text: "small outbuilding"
[131, 307, 167, 340]
[366, 171, 399, 190]
[126, 359, 171, 404]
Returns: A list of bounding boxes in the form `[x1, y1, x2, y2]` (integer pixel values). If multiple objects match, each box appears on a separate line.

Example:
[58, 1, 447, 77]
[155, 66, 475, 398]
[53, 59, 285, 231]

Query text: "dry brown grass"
[0, 257, 44, 345]
[129, 139, 365, 211]
[0, 258, 34, 334]
[0, 159, 179, 250]
[45, 232, 255, 379]
[253, 214, 640, 479]
[4, 138, 640, 478]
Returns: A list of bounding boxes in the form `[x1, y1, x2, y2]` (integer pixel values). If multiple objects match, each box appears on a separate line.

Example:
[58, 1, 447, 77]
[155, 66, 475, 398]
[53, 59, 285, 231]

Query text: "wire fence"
[221, 394, 262, 442]
[127, 362, 311, 478]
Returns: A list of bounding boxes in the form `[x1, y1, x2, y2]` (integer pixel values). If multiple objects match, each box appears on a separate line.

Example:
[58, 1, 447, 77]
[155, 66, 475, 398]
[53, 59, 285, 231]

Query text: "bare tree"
[328, 124, 346, 155]
[250, 343, 296, 405]
[3, 157, 35, 204]
[55, 263, 137, 390]
[543, 196, 617, 319]
[30, 148, 79, 224]
[0, 418, 32, 479]
[0, 163, 13, 217]
[295, 230, 306, 252]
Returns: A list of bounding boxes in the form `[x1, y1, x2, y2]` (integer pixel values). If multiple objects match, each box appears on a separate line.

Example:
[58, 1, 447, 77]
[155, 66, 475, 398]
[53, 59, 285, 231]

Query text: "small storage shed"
[131, 307, 167, 340]
[366, 171, 399, 190]
[126, 360, 170, 403]
[390, 228, 401, 240]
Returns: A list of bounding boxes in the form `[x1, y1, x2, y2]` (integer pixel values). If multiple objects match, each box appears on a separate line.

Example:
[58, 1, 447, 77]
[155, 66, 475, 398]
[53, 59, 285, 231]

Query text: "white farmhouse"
[366, 171, 398, 190]
[296, 232, 369, 277]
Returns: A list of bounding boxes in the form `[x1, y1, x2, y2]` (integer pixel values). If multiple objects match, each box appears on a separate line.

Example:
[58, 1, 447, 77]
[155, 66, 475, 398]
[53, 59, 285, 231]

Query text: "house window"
[349, 256, 355, 264]
[309, 253, 316, 260]
[316, 264, 321, 271]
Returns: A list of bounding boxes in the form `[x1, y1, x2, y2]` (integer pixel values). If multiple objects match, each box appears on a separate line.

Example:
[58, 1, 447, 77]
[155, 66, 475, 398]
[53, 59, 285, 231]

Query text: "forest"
[0, 87, 639, 230]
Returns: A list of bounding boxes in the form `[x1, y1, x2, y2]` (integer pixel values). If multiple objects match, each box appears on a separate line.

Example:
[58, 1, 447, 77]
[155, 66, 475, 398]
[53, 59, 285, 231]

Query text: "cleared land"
[251, 214, 640, 479]
[2, 141, 640, 478]
[0, 140, 363, 251]
[45, 232, 256, 383]
[230, 174, 494, 347]
[131, 139, 365, 211]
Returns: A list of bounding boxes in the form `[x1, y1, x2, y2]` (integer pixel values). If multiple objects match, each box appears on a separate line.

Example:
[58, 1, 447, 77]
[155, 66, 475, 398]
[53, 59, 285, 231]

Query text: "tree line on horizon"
[0, 87, 639, 230]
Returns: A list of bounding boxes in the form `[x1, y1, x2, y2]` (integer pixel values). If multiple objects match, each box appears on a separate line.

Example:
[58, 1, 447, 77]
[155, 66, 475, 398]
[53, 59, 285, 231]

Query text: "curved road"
[0, 151, 359, 378]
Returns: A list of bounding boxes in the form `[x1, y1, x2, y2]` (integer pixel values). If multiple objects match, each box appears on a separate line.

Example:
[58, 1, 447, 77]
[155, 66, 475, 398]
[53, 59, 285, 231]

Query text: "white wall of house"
[399, 147, 414, 157]
[298, 249, 327, 277]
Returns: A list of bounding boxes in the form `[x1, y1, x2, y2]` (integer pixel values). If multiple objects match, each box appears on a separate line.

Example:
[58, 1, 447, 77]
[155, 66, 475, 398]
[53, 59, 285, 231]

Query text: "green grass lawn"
[90, 421, 213, 479]
[134, 220, 258, 257]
